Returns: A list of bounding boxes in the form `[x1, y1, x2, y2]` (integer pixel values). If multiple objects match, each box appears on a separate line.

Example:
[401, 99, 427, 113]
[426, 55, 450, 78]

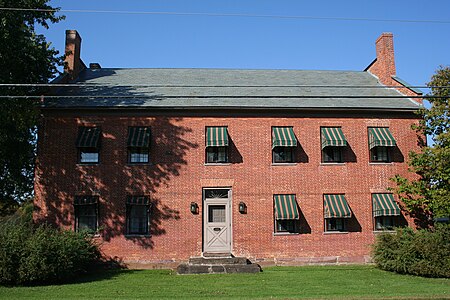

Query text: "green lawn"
[0, 265, 448, 299]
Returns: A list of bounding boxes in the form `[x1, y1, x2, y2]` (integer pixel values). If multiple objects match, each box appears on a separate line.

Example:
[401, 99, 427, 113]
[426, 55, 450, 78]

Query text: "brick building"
[34, 30, 422, 267]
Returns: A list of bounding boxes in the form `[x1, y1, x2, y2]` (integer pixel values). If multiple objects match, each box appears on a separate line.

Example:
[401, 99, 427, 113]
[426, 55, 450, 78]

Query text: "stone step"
[188, 256, 249, 265]
[177, 263, 261, 274]
[202, 252, 233, 258]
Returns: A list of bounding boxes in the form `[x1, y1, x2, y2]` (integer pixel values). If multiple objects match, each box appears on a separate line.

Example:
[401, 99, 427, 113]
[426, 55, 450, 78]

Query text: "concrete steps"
[177, 254, 261, 274]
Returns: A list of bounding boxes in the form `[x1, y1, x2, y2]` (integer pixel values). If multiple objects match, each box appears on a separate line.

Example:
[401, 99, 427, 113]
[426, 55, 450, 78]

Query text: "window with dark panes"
[321, 127, 347, 163]
[368, 127, 396, 163]
[74, 196, 98, 233]
[205, 127, 229, 164]
[76, 127, 101, 164]
[126, 196, 150, 235]
[127, 127, 151, 164]
[272, 127, 297, 164]
[274, 194, 300, 234]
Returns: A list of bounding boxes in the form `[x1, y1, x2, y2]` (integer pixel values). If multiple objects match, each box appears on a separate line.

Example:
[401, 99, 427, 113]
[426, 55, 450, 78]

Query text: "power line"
[0, 95, 437, 99]
[0, 83, 445, 89]
[1, 7, 450, 24]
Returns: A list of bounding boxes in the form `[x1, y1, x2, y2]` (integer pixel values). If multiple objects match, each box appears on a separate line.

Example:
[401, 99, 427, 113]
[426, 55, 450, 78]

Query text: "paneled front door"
[203, 188, 232, 253]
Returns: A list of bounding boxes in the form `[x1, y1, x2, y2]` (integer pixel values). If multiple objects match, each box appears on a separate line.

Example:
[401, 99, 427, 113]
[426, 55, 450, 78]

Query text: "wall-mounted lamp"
[190, 202, 199, 214]
[239, 202, 247, 214]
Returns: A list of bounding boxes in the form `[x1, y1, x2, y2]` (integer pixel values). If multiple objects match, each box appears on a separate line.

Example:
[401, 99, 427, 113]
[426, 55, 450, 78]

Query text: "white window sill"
[323, 231, 349, 235]
[369, 162, 393, 165]
[273, 232, 300, 236]
[373, 230, 396, 234]
[204, 163, 232, 166]
[271, 163, 297, 166]
[76, 163, 99, 166]
[125, 234, 151, 238]
[320, 163, 345, 166]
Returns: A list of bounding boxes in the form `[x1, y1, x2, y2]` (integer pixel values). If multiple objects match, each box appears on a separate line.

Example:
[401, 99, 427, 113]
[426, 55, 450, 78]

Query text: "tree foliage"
[392, 66, 450, 227]
[0, 1, 63, 215]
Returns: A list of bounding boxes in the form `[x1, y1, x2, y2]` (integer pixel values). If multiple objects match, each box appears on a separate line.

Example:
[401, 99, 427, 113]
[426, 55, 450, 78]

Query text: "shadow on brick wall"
[35, 73, 199, 250]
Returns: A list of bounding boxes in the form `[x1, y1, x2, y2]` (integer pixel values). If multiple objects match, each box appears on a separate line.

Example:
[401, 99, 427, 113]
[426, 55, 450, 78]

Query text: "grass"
[0, 265, 448, 299]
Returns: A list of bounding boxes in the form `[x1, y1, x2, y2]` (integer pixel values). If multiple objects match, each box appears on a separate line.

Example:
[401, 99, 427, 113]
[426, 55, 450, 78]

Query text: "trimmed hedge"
[0, 215, 102, 285]
[372, 224, 450, 278]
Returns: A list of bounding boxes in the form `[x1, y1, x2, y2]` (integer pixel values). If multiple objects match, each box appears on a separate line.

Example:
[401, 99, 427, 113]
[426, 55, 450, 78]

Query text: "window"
[273, 146, 294, 163]
[368, 127, 396, 163]
[372, 193, 402, 231]
[374, 216, 398, 231]
[276, 219, 298, 233]
[80, 148, 99, 163]
[274, 194, 300, 234]
[127, 127, 151, 164]
[321, 127, 347, 163]
[272, 127, 298, 164]
[322, 147, 343, 163]
[323, 194, 351, 232]
[205, 127, 229, 164]
[74, 196, 98, 233]
[206, 146, 228, 163]
[76, 127, 101, 164]
[325, 218, 347, 232]
[129, 148, 149, 163]
[370, 146, 389, 162]
[126, 196, 150, 235]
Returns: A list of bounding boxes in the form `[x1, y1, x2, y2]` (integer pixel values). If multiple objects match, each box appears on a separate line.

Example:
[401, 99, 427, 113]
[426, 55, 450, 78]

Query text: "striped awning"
[127, 196, 150, 205]
[372, 194, 401, 217]
[272, 127, 297, 148]
[368, 127, 396, 149]
[321, 127, 347, 149]
[206, 127, 229, 147]
[127, 127, 151, 148]
[324, 194, 351, 218]
[74, 195, 98, 205]
[76, 127, 101, 148]
[274, 194, 299, 220]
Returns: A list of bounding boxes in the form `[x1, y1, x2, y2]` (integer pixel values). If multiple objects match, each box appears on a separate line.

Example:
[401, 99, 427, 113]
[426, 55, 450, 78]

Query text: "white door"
[203, 189, 232, 253]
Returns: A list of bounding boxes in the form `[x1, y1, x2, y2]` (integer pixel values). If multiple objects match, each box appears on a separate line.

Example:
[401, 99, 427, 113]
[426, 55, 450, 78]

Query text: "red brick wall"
[34, 111, 421, 265]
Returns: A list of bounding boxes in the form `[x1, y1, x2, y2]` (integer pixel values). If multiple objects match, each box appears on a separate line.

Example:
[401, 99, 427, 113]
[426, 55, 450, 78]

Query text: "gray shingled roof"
[46, 68, 421, 110]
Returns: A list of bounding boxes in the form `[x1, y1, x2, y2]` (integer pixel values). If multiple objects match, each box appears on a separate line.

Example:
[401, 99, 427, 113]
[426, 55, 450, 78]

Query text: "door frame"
[202, 188, 232, 254]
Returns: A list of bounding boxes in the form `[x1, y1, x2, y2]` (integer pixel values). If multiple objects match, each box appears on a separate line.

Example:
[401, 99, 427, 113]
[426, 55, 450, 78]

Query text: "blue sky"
[38, 0, 450, 92]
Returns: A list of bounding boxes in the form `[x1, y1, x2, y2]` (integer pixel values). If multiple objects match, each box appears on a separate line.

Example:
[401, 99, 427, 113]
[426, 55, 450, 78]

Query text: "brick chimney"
[64, 30, 84, 80]
[366, 32, 396, 86]
[366, 32, 422, 103]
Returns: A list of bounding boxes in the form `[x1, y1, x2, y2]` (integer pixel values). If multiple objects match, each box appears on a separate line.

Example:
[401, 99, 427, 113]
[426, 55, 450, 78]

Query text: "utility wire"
[0, 95, 438, 99]
[0, 83, 445, 89]
[1, 7, 450, 24]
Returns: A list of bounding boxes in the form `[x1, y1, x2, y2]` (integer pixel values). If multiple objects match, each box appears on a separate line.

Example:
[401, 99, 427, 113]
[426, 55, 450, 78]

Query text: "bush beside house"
[373, 224, 450, 278]
[0, 210, 102, 285]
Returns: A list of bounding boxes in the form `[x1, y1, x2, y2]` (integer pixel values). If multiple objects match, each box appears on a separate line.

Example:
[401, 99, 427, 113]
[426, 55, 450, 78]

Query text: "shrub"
[372, 224, 450, 278]
[0, 214, 102, 285]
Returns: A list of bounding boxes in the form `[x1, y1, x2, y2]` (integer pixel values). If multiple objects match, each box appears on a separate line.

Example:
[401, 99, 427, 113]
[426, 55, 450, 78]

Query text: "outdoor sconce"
[239, 202, 247, 214]
[190, 202, 199, 214]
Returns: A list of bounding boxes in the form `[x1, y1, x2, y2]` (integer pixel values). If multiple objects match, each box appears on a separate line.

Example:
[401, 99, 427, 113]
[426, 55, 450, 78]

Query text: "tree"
[392, 66, 450, 227]
[0, 1, 63, 215]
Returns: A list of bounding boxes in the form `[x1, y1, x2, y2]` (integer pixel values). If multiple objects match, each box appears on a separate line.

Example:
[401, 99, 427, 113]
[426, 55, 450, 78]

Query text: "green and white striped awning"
[274, 194, 299, 220]
[76, 127, 101, 148]
[372, 194, 401, 217]
[206, 127, 229, 147]
[368, 127, 396, 149]
[324, 194, 351, 218]
[321, 127, 347, 149]
[127, 196, 150, 205]
[272, 127, 297, 148]
[127, 127, 151, 148]
[74, 195, 98, 205]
